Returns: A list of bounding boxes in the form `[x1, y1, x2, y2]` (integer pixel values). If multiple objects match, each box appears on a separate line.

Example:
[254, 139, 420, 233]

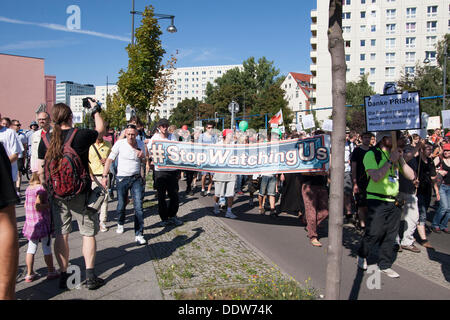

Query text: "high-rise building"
[56, 81, 95, 105]
[157, 64, 242, 119]
[310, 0, 450, 121]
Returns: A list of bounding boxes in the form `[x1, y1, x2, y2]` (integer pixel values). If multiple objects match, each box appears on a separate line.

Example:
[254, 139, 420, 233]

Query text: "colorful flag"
[269, 109, 283, 125]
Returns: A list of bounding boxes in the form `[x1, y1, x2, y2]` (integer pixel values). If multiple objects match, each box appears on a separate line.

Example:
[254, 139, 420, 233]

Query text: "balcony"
[310, 64, 317, 73]
[311, 23, 317, 32]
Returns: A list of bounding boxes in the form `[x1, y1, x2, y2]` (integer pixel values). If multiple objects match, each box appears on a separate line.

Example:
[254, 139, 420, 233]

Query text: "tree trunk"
[325, 0, 346, 300]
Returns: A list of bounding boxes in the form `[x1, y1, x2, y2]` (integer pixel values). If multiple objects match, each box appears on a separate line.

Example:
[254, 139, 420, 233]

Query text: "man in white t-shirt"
[148, 118, 183, 227]
[102, 124, 147, 245]
[0, 117, 22, 189]
[30, 112, 51, 172]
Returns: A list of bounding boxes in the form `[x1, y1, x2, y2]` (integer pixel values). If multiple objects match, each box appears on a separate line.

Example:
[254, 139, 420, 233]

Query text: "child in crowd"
[22, 173, 59, 282]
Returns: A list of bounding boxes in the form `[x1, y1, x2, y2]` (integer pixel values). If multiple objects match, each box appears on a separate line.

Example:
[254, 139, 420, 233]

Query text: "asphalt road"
[191, 189, 450, 300]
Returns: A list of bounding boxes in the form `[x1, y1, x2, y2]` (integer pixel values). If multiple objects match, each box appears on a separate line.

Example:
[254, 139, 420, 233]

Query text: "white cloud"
[0, 39, 78, 51]
[0, 16, 130, 42]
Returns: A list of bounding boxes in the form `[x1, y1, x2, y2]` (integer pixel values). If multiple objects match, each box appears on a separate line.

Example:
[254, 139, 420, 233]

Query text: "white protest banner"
[427, 116, 441, 130]
[302, 114, 315, 130]
[442, 110, 450, 129]
[322, 119, 333, 132]
[419, 112, 429, 139]
[364, 91, 420, 132]
[295, 123, 303, 132]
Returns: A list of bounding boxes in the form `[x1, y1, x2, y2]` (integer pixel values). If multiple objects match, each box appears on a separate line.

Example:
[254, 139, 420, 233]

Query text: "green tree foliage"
[169, 98, 200, 128]
[103, 92, 127, 130]
[117, 6, 167, 123]
[398, 34, 450, 116]
[205, 57, 290, 129]
[345, 74, 375, 133]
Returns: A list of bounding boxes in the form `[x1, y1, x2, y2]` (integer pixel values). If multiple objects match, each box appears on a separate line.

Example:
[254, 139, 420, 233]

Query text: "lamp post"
[130, 0, 177, 45]
[228, 100, 239, 131]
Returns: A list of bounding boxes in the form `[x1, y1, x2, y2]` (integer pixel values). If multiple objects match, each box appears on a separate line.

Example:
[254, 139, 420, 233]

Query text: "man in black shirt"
[38, 101, 106, 290]
[0, 143, 19, 299]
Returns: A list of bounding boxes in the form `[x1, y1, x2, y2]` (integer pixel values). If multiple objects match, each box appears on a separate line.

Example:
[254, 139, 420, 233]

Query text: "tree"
[169, 98, 200, 128]
[205, 57, 287, 129]
[346, 74, 375, 132]
[117, 6, 175, 125]
[326, 0, 346, 300]
[397, 34, 450, 116]
[103, 92, 127, 130]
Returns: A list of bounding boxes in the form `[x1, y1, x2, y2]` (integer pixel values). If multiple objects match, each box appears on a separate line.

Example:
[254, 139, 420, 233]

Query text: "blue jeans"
[116, 175, 145, 236]
[417, 193, 431, 226]
[432, 184, 450, 230]
[235, 175, 247, 192]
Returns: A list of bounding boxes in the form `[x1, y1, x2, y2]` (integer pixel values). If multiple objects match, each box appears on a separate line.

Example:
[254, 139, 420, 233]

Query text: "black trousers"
[154, 170, 179, 221]
[184, 170, 195, 191]
[358, 199, 401, 270]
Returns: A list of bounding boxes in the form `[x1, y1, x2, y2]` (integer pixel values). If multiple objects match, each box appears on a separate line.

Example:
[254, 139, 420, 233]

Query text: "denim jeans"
[116, 175, 145, 236]
[417, 193, 431, 226]
[432, 184, 450, 230]
[235, 175, 247, 192]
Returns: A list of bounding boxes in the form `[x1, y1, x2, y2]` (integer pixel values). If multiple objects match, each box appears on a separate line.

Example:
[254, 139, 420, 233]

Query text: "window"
[386, 38, 396, 49]
[386, 23, 396, 34]
[405, 52, 416, 63]
[345, 54, 351, 62]
[448, 20, 450, 30]
[371, 0, 375, 3]
[406, 7, 416, 19]
[344, 0, 351, 4]
[386, 52, 395, 64]
[370, 53, 376, 60]
[185, 78, 189, 82]
[360, 54, 366, 61]
[360, 68, 366, 75]
[386, 0, 395, 2]
[385, 67, 395, 78]
[360, 25, 366, 32]
[370, 68, 376, 75]
[343, 26, 351, 33]
[405, 66, 415, 76]
[361, 11, 366, 18]
[426, 36, 437, 47]
[371, 39, 376, 46]
[386, 9, 396, 19]
[360, 40, 366, 47]
[425, 51, 437, 62]
[361, 0, 365, 3]
[371, 10, 376, 17]
[217, 70, 222, 74]
[427, 6, 438, 17]
[342, 12, 351, 19]
[202, 71, 206, 75]
[370, 82, 375, 90]
[345, 40, 351, 47]
[371, 25, 376, 32]
[406, 22, 416, 33]
[185, 72, 189, 75]
[427, 21, 437, 32]
[405, 37, 416, 48]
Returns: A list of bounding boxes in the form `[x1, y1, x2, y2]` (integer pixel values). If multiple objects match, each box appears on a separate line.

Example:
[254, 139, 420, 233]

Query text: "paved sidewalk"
[14, 185, 295, 300]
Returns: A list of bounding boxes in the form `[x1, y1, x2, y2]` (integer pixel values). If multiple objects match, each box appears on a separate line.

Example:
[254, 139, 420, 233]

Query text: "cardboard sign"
[427, 116, 441, 130]
[442, 110, 450, 129]
[364, 91, 420, 132]
[322, 119, 333, 132]
[295, 123, 303, 132]
[302, 114, 315, 130]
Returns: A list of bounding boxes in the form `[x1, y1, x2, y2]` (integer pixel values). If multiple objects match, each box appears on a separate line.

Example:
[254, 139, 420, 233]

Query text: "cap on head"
[443, 144, 450, 151]
[223, 129, 233, 138]
[157, 118, 169, 127]
[30, 121, 38, 128]
[375, 131, 392, 145]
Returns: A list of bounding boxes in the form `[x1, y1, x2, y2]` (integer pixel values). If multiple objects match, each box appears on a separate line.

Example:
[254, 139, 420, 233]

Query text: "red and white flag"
[269, 109, 283, 125]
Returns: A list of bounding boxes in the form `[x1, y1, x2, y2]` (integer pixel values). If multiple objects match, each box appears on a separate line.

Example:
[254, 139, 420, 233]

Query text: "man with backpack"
[37, 100, 106, 290]
[356, 131, 415, 278]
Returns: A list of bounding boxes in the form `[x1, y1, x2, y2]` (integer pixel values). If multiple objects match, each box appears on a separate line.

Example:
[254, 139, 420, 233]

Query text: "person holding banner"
[199, 122, 217, 197]
[357, 131, 415, 278]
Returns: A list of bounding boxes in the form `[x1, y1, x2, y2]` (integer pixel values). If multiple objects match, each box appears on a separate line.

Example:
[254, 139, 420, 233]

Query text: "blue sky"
[0, 0, 316, 86]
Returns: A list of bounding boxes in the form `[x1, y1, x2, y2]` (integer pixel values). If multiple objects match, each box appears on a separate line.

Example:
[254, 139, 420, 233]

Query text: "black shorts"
[355, 189, 367, 208]
[17, 157, 25, 172]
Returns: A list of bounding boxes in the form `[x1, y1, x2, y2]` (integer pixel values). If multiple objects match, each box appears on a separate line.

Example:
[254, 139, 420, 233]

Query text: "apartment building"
[310, 0, 450, 122]
[280, 72, 313, 128]
[56, 81, 95, 105]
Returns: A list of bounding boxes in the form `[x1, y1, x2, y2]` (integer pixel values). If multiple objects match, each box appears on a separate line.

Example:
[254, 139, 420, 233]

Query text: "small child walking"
[22, 173, 59, 282]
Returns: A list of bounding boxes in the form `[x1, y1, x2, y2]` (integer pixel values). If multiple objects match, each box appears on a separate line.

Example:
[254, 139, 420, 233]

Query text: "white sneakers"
[100, 223, 108, 232]
[380, 268, 400, 278]
[135, 235, 147, 245]
[116, 224, 124, 234]
[225, 210, 237, 219]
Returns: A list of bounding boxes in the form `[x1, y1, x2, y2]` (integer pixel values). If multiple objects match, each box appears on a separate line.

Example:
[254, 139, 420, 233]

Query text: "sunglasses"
[206, 127, 213, 129]
[13, 123, 21, 126]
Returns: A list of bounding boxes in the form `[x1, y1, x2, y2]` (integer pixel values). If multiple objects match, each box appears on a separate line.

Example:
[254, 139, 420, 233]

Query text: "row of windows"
[345, 36, 437, 49]
[177, 70, 223, 76]
[347, 66, 415, 80]
[345, 51, 436, 63]
[178, 77, 215, 82]
[343, 21, 439, 34]
[344, 6, 441, 20]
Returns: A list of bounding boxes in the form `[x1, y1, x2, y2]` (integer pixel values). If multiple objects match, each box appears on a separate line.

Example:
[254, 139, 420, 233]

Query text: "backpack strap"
[64, 128, 77, 147]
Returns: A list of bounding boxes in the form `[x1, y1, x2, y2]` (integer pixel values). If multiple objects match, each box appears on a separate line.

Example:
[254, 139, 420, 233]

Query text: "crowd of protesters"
[0, 102, 449, 299]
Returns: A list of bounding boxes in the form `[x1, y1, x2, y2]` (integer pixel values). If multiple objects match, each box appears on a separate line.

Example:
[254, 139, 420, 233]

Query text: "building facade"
[157, 64, 242, 119]
[310, 0, 450, 121]
[56, 81, 95, 105]
[280, 72, 313, 128]
[69, 85, 118, 123]
[0, 53, 55, 126]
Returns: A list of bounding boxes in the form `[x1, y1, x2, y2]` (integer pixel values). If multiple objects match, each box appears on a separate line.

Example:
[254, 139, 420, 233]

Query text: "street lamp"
[130, 0, 177, 45]
[228, 100, 239, 131]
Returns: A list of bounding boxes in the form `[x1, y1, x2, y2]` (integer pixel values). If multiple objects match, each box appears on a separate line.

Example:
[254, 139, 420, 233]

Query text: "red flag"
[269, 109, 283, 125]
